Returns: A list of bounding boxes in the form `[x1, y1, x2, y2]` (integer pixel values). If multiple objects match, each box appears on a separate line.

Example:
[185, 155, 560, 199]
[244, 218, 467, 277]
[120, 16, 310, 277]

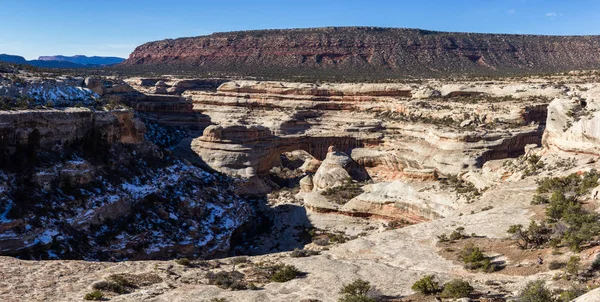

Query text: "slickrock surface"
[122, 27, 600, 79]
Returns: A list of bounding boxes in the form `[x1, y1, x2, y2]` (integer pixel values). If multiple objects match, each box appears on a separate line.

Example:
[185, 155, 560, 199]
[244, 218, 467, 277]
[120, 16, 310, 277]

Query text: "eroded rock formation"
[180, 78, 565, 221]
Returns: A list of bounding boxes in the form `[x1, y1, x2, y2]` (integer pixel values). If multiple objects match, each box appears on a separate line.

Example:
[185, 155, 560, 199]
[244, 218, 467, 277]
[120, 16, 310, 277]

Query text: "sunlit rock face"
[123, 27, 600, 79]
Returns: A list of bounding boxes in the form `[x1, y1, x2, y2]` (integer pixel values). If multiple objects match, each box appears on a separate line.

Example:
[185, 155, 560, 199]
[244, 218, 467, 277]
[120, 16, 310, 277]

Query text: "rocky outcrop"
[312, 147, 368, 191]
[0, 109, 145, 155]
[191, 124, 379, 193]
[0, 108, 250, 260]
[0, 74, 97, 106]
[188, 79, 555, 182]
[84, 77, 136, 96]
[543, 94, 600, 155]
[122, 27, 600, 79]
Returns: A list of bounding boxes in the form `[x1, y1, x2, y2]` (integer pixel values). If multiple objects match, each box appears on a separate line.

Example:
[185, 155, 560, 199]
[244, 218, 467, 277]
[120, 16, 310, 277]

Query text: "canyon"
[2, 52, 600, 301]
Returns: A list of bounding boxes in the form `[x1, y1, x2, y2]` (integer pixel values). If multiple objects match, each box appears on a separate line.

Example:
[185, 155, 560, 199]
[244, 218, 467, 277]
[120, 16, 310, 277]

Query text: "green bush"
[519, 280, 555, 302]
[557, 287, 586, 302]
[548, 261, 565, 270]
[459, 243, 501, 272]
[338, 279, 375, 302]
[290, 248, 320, 258]
[92, 281, 125, 294]
[206, 271, 246, 290]
[108, 274, 137, 288]
[449, 227, 466, 240]
[507, 221, 551, 249]
[566, 256, 580, 276]
[591, 254, 600, 271]
[270, 265, 300, 282]
[436, 233, 449, 243]
[322, 181, 364, 205]
[176, 258, 191, 266]
[84, 290, 104, 301]
[441, 279, 474, 298]
[522, 170, 600, 252]
[411, 275, 441, 295]
[460, 243, 485, 263]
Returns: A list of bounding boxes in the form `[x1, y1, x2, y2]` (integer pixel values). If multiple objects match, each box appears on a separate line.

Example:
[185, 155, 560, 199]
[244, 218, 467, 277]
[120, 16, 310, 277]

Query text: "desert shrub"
[507, 221, 552, 249]
[590, 254, 600, 271]
[546, 191, 580, 222]
[338, 279, 376, 302]
[313, 237, 330, 246]
[531, 194, 549, 205]
[231, 256, 248, 265]
[548, 261, 565, 270]
[92, 281, 125, 294]
[566, 256, 580, 276]
[411, 275, 441, 295]
[290, 248, 320, 258]
[84, 290, 104, 301]
[270, 264, 300, 282]
[556, 287, 586, 302]
[519, 280, 555, 302]
[322, 181, 364, 205]
[176, 258, 191, 266]
[436, 233, 449, 243]
[460, 243, 486, 263]
[206, 271, 246, 290]
[441, 175, 480, 200]
[536, 170, 600, 196]
[440, 279, 474, 298]
[449, 227, 466, 240]
[522, 171, 600, 252]
[108, 274, 137, 288]
[459, 243, 501, 272]
[328, 233, 348, 244]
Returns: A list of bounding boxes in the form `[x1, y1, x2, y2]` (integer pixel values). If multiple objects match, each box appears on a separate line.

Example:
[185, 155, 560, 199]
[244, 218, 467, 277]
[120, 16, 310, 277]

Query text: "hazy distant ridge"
[37, 55, 125, 66]
[0, 54, 125, 68]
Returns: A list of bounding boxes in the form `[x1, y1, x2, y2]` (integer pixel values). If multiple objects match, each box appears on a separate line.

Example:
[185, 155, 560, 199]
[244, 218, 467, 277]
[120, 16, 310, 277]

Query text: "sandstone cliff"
[122, 27, 600, 79]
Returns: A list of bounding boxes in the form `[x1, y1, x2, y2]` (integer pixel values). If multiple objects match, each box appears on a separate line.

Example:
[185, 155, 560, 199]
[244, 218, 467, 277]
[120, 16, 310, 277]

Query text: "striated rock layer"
[184, 79, 563, 219]
[122, 27, 600, 79]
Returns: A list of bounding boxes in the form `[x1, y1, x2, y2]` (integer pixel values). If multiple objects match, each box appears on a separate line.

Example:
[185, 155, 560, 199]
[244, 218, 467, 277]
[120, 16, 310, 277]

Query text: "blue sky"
[1, 0, 599, 60]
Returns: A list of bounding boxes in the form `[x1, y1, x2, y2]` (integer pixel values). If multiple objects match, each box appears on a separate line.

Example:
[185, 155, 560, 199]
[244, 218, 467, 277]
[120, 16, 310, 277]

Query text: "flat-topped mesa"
[122, 27, 600, 79]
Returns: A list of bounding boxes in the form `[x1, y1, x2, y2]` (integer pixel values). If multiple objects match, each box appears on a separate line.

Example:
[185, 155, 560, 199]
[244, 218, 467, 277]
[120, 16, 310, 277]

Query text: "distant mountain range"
[0, 54, 125, 68]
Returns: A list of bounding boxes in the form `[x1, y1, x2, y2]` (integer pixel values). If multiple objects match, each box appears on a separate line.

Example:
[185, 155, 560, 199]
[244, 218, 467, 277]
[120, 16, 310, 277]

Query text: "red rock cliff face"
[122, 27, 600, 79]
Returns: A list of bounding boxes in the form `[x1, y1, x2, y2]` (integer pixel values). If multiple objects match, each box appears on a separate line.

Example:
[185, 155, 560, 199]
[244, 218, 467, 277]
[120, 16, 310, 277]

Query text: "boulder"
[299, 175, 314, 193]
[84, 77, 104, 95]
[312, 147, 369, 191]
[155, 80, 168, 94]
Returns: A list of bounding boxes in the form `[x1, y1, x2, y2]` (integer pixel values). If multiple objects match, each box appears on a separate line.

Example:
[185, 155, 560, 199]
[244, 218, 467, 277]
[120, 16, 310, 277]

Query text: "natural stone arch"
[191, 124, 380, 193]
